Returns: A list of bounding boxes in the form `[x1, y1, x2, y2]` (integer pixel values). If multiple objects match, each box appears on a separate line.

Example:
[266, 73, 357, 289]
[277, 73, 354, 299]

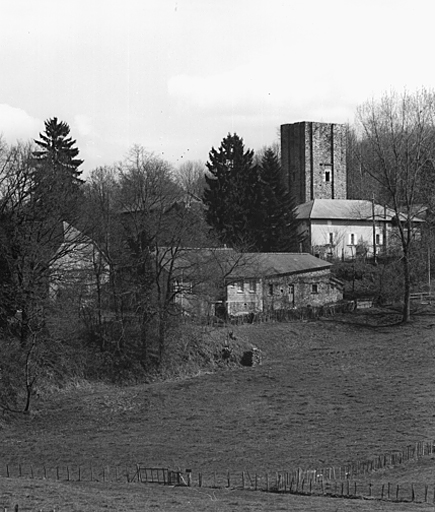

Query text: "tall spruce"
[203, 133, 261, 249]
[32, 117, 84, 217]
[257, 147, 296, 252]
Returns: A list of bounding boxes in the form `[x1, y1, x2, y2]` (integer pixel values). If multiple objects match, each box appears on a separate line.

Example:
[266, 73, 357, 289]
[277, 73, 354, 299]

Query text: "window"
[248, 279, 256, 293]
[236, 281, 243, 293]
[349, 233, 355, 245]
[322, 164, 332, 183]
[312, 284, 318, 294]
[268, 284, 274, 296]
[328, 232, 334, 245]
[375, 233, 381, 245]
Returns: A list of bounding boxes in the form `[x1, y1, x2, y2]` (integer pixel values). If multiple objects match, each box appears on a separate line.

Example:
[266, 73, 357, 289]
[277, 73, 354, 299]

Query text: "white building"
[295, 199, 423, 260]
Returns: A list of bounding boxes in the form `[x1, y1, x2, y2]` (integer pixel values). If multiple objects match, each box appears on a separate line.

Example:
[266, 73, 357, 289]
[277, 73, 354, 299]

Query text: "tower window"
[325, 171, 331, 182]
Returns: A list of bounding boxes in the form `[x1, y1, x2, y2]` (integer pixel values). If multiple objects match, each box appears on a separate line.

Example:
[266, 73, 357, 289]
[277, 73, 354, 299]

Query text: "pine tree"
[32, 117, 84, 216]
[203, 133, 260, 248]
[257, 148, 296, 252]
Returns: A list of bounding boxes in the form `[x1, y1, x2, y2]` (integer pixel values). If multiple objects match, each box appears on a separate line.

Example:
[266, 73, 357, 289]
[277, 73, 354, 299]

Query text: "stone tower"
[281, 121, 347, 206]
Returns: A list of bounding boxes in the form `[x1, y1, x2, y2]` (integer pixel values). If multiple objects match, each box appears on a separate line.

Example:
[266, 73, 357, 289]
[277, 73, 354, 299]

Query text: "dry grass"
[2, 307, 435, 510]
[1, 477, 433, 512]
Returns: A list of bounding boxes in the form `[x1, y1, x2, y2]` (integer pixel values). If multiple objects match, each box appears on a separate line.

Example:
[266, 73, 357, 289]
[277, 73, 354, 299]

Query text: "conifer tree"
[257, 147, 296, 252]
[32, 117, 84, 216]
[203, 133, 260, 249]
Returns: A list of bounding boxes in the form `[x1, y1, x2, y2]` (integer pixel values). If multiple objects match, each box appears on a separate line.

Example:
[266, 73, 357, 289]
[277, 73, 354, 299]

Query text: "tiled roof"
[228, 252, 331, 279]
[163, 248, 331, 279]
[295, 199, 395, 221]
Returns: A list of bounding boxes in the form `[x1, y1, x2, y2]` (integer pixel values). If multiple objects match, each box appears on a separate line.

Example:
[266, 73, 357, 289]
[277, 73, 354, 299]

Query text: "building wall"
[226, 278, 264, 315]
[226, 270, 343, 315]
[309, 219, 389, 259]
[262, 269, 342, 310]
[281, 122, 347, 205]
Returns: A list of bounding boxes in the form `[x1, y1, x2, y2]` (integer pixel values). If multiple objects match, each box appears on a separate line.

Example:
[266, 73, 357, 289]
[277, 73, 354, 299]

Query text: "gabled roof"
[160, 248, 331, 281]
[228, 252, 331, 279]
[295, 199, 396, 221]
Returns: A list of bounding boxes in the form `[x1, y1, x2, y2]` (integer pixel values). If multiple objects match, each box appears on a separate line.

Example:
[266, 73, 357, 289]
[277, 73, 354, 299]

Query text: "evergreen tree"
[257, 148, 296, 252]
[203, 133, 261, 249]
[32, 117, 84, 216]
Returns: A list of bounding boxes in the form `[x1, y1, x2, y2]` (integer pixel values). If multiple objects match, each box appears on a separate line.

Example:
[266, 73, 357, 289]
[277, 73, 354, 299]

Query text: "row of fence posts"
[3, 440, 435, 505]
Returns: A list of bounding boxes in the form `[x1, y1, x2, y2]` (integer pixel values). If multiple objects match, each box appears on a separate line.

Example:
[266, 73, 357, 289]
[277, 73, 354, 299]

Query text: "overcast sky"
[1, 0, 434, 175]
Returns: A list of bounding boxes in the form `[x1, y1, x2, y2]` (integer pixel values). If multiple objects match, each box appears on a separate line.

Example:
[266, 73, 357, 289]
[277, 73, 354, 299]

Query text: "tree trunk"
[402, 251, 411, 323]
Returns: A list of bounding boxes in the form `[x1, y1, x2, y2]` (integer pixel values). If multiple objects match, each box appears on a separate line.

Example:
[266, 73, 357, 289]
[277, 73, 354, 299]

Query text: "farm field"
[1, 308, 435, 511]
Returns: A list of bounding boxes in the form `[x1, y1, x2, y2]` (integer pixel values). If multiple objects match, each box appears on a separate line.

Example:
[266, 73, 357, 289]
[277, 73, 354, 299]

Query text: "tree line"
[2, 87, 435, 412]
[0, 118, 293, 413]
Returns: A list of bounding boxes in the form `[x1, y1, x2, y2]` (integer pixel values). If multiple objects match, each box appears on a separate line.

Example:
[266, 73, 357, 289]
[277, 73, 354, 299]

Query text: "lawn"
[1, 307, 435, 511]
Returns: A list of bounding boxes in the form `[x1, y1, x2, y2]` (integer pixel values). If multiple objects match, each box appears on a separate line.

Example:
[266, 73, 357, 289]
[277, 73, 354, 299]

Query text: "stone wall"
[281, 122, 347, 205]
[262, 269, 343, 310]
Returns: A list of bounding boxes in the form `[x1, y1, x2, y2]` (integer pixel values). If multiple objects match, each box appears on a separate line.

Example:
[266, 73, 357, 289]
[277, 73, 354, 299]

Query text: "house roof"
[295, 199, 425, 223]
[295, 199, 396, 221]
[228, 252, 331, 279]
[161, 248, 331, 281]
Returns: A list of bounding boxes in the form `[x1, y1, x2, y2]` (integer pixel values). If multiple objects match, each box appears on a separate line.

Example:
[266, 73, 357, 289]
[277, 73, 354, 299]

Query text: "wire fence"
[2, 439, 435, 507]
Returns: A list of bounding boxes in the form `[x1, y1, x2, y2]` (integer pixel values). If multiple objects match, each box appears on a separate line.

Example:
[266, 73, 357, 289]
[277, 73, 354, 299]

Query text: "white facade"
[304, 219, 391, 259]
[295, 199, 422, 260]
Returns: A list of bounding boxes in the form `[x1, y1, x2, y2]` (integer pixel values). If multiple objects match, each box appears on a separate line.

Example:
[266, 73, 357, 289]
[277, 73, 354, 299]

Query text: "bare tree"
[356, 88, 435, 322]
[173, 159, 207, 203]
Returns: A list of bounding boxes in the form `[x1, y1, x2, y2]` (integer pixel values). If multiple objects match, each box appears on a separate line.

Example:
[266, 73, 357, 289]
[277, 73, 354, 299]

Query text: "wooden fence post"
[227, 470, 230, 488]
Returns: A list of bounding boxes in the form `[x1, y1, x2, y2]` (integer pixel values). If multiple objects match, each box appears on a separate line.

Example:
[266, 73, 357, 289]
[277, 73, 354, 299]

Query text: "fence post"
[227, 470, 230, 488]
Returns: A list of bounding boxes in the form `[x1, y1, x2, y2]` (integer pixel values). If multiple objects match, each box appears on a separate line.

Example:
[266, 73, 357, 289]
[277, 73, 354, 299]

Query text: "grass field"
[2, 307, 435, 511]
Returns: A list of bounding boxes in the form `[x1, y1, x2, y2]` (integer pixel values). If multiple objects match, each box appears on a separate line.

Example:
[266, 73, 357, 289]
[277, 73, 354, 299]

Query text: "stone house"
[163, 249, 343, 318]
[226, 252, 343, 316]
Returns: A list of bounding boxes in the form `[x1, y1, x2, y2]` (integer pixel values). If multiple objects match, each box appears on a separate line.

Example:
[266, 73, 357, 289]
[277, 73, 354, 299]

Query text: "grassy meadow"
[2, 307, 435, 511]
